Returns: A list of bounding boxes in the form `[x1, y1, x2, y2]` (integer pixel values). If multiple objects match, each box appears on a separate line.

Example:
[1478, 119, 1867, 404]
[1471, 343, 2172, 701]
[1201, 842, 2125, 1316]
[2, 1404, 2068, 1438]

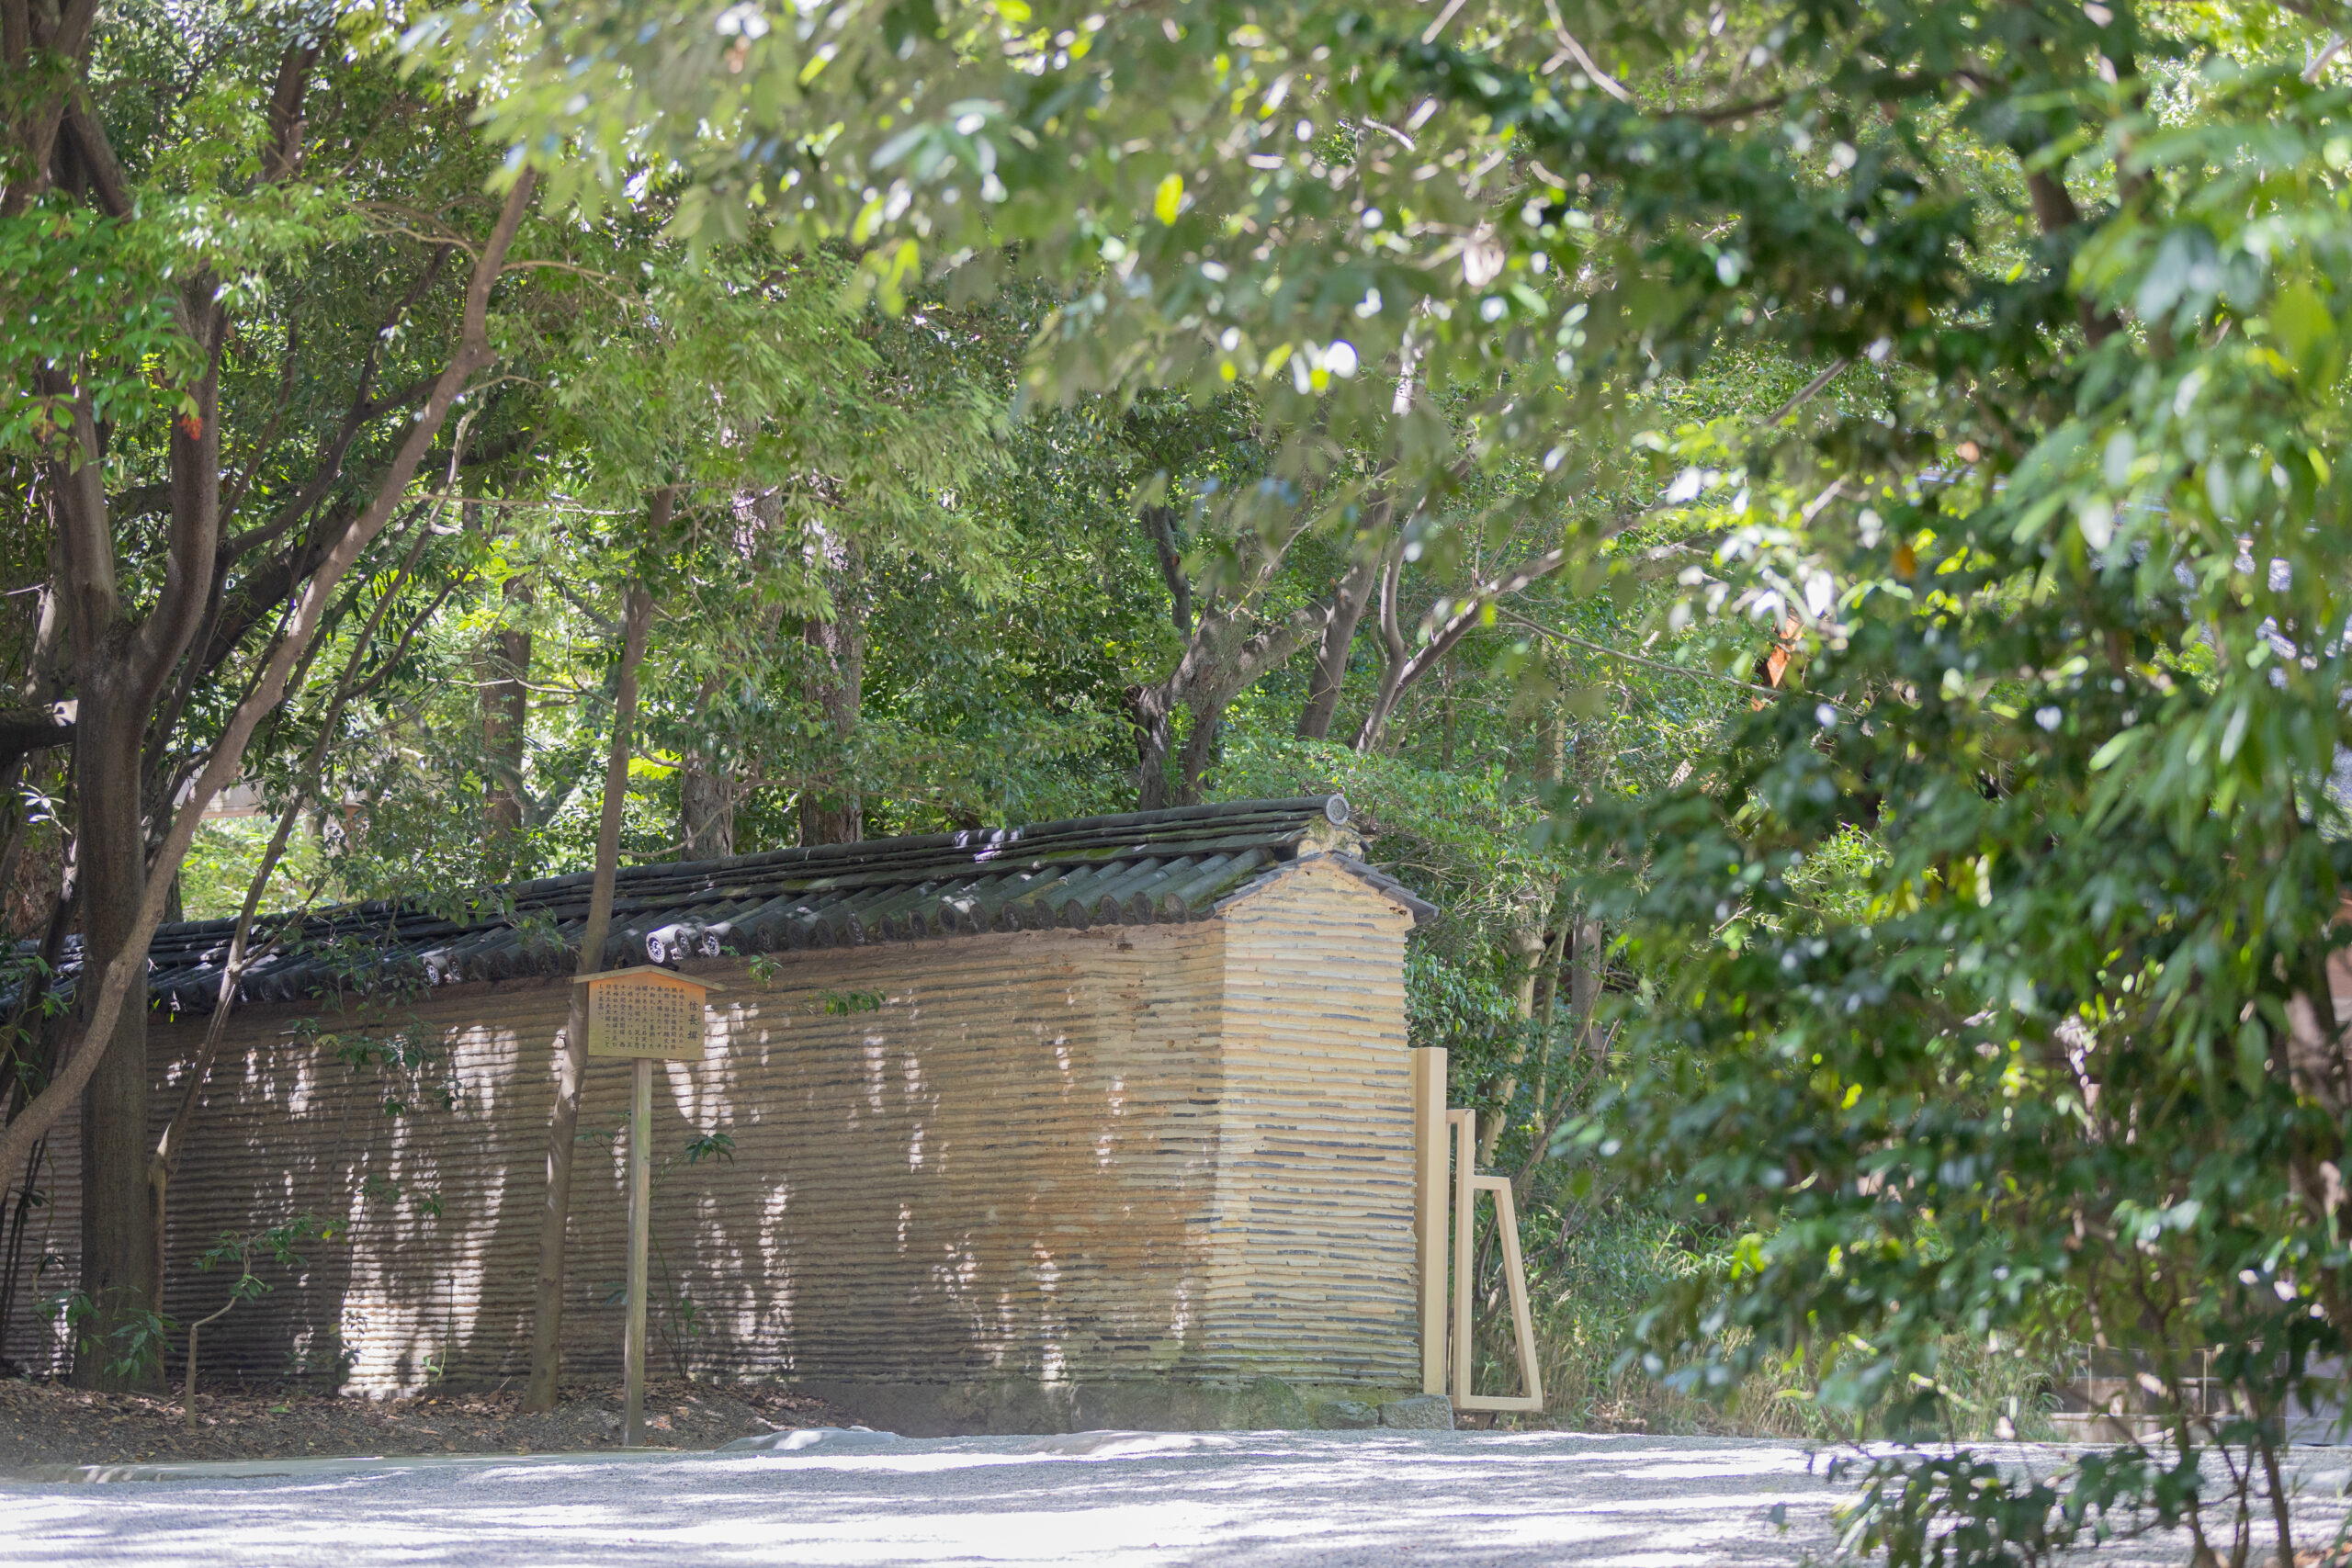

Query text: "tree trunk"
[523, 560, 655, 1412]
[1477, 921, 1552, 1168]
[680, 702, 734, 860]
[1361, 554, 1411, 752]
[71, 671, 156, 1385]
[1352, 546, 1574, 753]
[797, 558, 865, 847]
[66, 301, 228, 1391]
[1295, 540, 1384, 741]
[1571, 915, 1603, 1062]
[681, 490, 786, 860]
[1126, 488, 1348, 808]
[1143, 504, 1193, 637]
[1480, 710, 1566, 1169]
[1139, 596, 1328, 810]
[1174, 706, 1222, 806]
[479, 562, 532, 863]
[1129, 683, 1177, 811]
[1, 758, 64, 942]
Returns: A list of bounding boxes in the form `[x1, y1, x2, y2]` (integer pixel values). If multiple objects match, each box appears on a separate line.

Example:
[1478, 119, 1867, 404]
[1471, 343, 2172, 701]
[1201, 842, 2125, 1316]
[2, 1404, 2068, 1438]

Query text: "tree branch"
[261, 41, 320, 184]
[2025, 168, 2122, 346]
[1540, 0, 1632, 103]
[222, 249, 450, 561]
[0, 705, 73, 773]
[130, 295, 230, 716]
[2, 0, 29, 69]
[1143, 503, 1193, 637]
[1353, 546, 1575, 751]
[1498, 609, 1792, 702]
[146, 454, 451, 1310]
[61, 86, 131, 218]
[51, 394, 117, 660]
[1, 0, 102, 215]
[220, 319, 301, 523]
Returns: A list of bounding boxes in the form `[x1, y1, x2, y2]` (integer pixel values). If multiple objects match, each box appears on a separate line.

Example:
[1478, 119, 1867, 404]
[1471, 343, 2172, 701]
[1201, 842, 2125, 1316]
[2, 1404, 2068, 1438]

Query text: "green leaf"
[2271, 281, 2335, 378]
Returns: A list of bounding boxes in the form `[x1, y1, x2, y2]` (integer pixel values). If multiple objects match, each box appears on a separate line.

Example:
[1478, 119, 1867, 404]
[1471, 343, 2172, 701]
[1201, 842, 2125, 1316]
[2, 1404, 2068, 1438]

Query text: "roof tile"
[113, 795, 1431, 1013]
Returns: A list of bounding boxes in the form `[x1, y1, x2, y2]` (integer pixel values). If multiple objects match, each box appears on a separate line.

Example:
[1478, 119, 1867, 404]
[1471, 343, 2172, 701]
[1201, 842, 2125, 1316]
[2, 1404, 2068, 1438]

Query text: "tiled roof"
[125, 795, 1433, 1013]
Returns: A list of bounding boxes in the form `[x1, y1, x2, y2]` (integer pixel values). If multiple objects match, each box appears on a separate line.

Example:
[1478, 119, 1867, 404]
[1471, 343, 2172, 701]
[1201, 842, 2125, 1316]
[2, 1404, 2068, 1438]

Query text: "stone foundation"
[787, 1375, 1449, 1437]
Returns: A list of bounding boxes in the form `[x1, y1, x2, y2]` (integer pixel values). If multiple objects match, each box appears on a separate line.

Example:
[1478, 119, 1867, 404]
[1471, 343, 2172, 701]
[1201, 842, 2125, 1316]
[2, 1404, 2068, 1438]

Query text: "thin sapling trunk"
[146, 497, 447, 1310]
[181, 1216, 331, 1428]
[523, 528, 658, 1412]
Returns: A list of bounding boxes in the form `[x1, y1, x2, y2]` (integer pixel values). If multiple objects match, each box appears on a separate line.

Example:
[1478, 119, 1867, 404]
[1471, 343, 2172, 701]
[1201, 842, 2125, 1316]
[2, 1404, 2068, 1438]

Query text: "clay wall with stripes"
[1207, 856, 1419, 1387]
[1, 873, 1416, 1414]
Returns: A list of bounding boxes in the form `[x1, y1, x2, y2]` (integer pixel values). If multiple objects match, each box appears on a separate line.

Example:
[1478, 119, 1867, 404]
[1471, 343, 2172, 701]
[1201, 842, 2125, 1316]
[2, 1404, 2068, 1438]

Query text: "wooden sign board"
[576, 967, 718, 1061]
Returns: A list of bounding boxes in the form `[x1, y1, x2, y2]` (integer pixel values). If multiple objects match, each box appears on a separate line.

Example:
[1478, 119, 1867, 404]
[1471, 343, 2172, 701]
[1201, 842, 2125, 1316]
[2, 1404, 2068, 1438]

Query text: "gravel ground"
[1, 1430, 1841, 1566]
[6, 1429, 2352, 1566]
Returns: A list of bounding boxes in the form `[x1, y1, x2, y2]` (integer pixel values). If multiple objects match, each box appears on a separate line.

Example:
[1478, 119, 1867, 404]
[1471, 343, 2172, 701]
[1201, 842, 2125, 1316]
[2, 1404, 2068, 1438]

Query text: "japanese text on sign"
[583, 972, 705, 1060]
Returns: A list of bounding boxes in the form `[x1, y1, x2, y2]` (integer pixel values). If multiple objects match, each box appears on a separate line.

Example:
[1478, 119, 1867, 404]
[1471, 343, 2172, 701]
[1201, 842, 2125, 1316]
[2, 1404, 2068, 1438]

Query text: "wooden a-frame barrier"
[1411, 1046, 1544, 1414]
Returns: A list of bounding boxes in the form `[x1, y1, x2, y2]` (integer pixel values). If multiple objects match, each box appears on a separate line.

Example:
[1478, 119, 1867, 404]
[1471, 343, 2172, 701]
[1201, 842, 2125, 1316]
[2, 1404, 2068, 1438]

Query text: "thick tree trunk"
[797, 570, 864, 847]
[523, 562, 655, 1412]
[73, 672, 154, 1386]
[1174, 705, 1223, 806]
[13, 57, 324, 1374]
[63, 294, 225, 1390]
[1129, 684, 1177, 811]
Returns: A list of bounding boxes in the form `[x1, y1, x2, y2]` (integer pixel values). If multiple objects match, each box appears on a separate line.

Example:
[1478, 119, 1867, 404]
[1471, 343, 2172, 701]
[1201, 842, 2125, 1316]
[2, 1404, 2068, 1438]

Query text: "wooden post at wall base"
[1447, 1108, 1474, 1406]
[623, 1056, 651, 1447]
[1412, 1048, 1449, 1396]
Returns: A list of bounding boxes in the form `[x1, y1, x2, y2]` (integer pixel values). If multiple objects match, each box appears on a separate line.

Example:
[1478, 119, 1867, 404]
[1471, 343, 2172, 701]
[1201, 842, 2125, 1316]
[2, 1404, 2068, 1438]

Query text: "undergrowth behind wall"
[1464, 1207, 2064, 1442]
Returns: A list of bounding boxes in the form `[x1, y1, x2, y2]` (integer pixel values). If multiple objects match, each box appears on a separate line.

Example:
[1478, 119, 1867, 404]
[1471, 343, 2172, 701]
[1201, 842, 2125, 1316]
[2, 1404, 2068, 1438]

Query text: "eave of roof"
[107, 795, 1433, 1014]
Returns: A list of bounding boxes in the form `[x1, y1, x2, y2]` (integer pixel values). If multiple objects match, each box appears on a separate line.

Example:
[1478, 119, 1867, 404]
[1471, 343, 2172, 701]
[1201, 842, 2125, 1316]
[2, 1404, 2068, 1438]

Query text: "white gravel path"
[5, 1428, 2348, 1566]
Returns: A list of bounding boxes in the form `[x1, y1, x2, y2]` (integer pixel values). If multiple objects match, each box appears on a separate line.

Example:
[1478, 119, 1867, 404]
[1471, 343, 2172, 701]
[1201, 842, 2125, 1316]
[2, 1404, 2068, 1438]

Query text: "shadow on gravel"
[0, 1432, 1854, 1568]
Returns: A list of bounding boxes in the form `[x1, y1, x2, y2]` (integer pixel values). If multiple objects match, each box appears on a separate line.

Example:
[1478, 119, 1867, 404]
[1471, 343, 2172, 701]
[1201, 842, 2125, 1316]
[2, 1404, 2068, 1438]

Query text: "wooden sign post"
[576, 965, 718, 1447]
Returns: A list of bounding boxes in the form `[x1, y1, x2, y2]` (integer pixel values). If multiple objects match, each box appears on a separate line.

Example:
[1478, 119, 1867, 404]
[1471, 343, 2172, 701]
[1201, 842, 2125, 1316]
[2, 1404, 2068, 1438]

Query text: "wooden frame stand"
[1413, 1049, 1543, 1416]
